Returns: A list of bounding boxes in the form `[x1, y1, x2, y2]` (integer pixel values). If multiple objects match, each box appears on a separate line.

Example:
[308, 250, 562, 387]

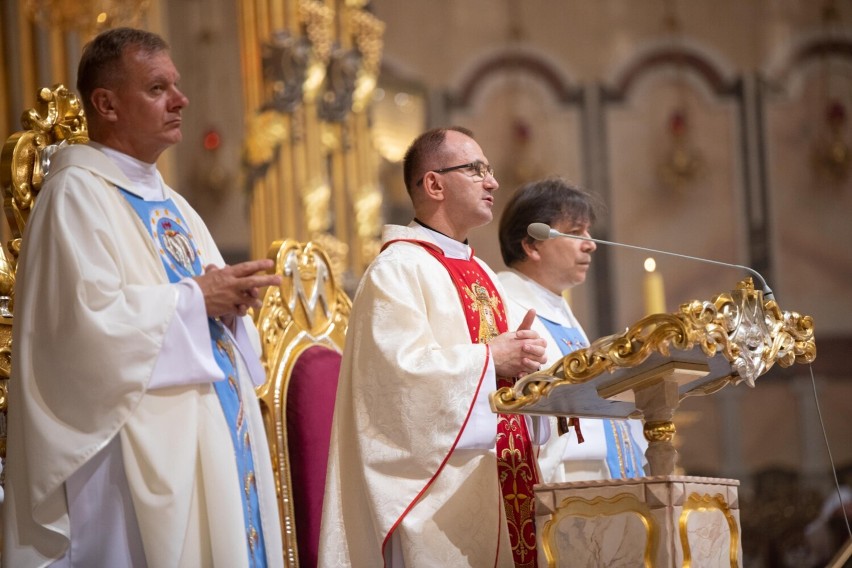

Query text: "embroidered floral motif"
[496, 383, 539, 567]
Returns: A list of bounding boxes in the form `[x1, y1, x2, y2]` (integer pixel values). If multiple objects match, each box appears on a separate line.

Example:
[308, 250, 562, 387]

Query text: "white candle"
[643, 257, 666, 315]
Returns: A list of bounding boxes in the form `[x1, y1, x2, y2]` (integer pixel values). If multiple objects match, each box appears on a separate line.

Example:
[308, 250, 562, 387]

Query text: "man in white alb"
[2, 27, 283, 567]
[497, 177, 647, 482]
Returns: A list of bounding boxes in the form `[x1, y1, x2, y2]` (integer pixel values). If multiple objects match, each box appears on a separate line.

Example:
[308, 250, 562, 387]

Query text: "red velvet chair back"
[286, 345, 341, 567]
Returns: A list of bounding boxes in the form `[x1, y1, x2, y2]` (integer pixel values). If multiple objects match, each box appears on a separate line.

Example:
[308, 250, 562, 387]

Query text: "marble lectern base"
[535, 476, 742, 568]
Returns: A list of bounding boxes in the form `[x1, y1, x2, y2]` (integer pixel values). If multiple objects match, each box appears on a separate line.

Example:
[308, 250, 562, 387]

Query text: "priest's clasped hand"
[490, 308, 548, 378]
[195, 258, 282, 320]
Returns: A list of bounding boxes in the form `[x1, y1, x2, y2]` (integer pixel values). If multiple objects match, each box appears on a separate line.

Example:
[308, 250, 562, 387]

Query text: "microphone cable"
[809, 362, 852, 542]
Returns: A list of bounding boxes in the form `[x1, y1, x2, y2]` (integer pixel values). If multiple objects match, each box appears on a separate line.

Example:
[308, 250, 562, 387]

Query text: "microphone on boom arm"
[526, 222, 775, 301]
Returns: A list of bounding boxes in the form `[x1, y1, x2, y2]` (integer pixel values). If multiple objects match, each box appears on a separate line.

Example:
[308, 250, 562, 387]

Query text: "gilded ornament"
[243, 110, 289, 169]
[492, 278, 816, 414]
[25, 0, 150, 35]
[2, 85, 88, 258]
[252, 240, 350, 565]
[354, 185, 382, 238]
[301, 179, 332, 234]
[347, 8, 385, 112]
[644, 420, 676, 442]
[300, 0, 334, 63]
[0, 250, 15, 317]
[255, 240, 351, 350]
[679, 493, 740, 567]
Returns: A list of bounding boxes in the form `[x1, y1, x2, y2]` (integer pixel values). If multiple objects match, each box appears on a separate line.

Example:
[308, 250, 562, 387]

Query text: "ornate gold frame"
[540, 492, 657, 567]
[679, 492, 740, 568]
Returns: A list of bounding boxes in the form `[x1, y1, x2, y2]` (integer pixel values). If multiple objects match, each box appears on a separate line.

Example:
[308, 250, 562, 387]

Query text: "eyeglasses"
[416, 161, 495, 186]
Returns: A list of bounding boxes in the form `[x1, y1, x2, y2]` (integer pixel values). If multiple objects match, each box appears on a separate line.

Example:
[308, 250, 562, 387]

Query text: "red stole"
[410, 241, 540, 568]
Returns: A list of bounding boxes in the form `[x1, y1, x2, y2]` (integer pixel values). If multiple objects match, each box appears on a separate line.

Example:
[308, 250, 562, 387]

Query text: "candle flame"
[644, 257, 657, 272]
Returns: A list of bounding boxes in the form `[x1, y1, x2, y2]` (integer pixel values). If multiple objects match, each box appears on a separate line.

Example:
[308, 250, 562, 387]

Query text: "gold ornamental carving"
[492, 279, 816, 413]
[301, 178, 332, 235]
[347, 7, 385, 112]
[644, 420, 676, 443]
[2, 85, 88, 262]
[253, 240, 351, 562]
[300, 0, 334, 101]
[241, 0, 386, 277]
[261, 2, 333, 112]
[244, 110, 290, 169]
[255, 240, 350, 357]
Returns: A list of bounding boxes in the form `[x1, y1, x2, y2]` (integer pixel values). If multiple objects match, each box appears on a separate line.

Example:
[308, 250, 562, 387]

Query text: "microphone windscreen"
[527, 223, 553, 241]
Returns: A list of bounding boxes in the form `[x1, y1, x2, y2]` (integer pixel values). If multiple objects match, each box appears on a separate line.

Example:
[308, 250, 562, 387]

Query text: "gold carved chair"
[254, 239, 351, 567]
[0, 84, 89, 478]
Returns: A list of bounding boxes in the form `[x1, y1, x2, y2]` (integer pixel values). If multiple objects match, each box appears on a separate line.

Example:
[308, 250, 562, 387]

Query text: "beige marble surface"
[536, 476, 743, 568]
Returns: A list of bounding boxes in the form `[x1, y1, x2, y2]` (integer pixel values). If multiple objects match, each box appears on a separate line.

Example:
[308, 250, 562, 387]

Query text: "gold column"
[240, 0, 383, 281]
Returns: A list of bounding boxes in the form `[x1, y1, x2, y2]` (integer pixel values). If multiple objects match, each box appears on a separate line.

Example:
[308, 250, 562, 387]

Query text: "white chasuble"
[2, 144, 282, 567]
[319, 224, 515, 567]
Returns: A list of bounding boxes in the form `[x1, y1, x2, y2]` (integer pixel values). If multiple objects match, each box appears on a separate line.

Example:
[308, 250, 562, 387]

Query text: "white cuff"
[456, 354, 498, 450]
[148, 279, 224, 390]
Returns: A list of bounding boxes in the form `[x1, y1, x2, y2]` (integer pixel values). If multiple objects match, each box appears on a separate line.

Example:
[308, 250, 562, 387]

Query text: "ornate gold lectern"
[491, 279, 816, 567]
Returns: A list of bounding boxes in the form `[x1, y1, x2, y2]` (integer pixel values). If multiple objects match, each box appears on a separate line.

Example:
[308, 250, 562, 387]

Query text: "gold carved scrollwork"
[493, 279, 817, 413]
[300, 0, 333, 100]
[244, 110, 290, 169]
[261, 3, 332, 112]
[301, 178, 332, 234]
[2, 85, 88, 261]
[247, 2, 333, 174]
[347, 7, 385, 112]
[255, 240, 350, 358]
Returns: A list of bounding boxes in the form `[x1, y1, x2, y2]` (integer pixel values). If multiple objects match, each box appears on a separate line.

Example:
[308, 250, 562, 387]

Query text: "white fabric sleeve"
[148, 279, 224, 390]
[526, 415, 551, 445]
[228, 316, 268, 387]
[455, 354, 499, 450]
